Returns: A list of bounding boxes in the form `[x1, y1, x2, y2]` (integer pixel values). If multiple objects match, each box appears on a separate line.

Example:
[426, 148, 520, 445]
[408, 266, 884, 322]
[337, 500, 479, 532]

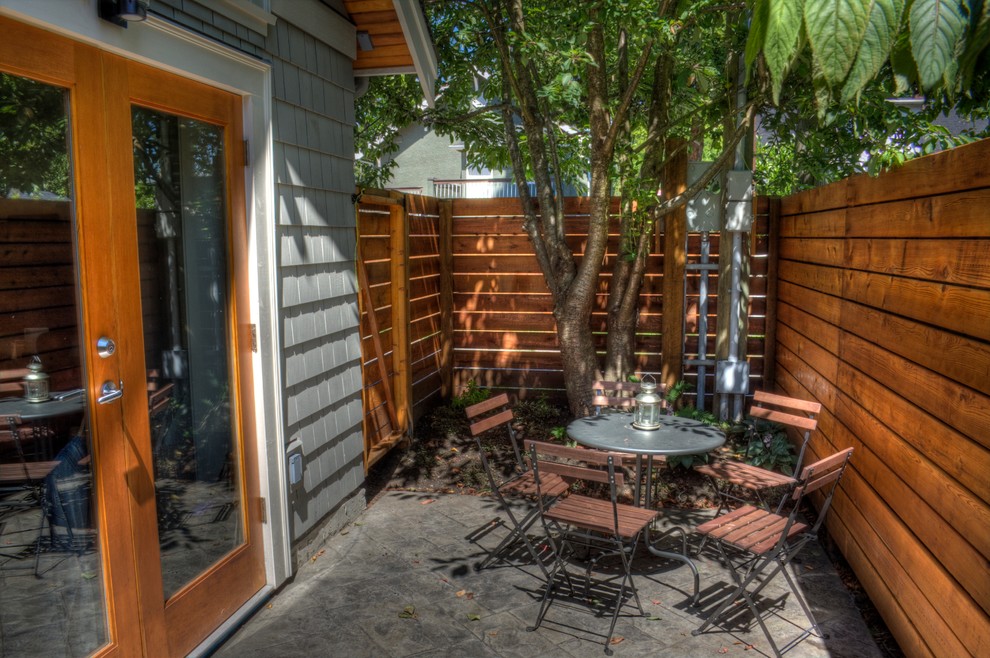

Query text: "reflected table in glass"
[566, 412, 725, 603]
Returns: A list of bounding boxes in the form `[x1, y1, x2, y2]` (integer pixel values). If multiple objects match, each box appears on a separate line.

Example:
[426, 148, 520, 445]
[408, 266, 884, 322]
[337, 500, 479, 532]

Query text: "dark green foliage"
[450, 380, 490, 411]
[728, 417, 797, 475]
[0, 72, 69, 198]
[513, 395, 570, 442]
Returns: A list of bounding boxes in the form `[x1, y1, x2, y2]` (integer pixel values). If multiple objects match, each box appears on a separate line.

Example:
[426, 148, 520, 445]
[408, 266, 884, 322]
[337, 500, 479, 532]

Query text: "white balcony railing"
[430, 178, 537, 199]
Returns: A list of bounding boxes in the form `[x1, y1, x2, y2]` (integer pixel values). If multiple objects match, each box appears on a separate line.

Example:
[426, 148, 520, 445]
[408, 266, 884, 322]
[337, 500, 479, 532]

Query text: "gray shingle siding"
[151, 0, 265, 58]
[150, 2, 365, 544]
[267, 16, 362, 541]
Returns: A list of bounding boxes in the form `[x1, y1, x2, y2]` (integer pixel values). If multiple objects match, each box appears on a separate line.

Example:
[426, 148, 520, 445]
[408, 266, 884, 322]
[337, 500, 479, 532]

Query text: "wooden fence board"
[773, 139, 990, 658]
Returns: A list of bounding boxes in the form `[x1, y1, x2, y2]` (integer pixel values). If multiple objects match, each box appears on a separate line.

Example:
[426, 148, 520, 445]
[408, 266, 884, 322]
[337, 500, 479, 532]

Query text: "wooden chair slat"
[749, 406, 818, 432]
[469, 408, 514, 436]
[465, 392, 511, 419]
[752, 390, 822, 415]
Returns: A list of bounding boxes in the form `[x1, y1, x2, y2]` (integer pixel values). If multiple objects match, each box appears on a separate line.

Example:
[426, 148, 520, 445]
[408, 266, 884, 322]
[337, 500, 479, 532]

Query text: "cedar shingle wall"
[773, 139, 990, 657]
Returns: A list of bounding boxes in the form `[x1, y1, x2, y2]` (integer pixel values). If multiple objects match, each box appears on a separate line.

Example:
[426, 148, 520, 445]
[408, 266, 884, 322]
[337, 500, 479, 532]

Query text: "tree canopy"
[354, 0, 990, 412]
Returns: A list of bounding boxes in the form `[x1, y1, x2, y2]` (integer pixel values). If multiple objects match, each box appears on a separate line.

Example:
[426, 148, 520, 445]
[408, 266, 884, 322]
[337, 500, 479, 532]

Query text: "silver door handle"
[97, 380, 124, 405]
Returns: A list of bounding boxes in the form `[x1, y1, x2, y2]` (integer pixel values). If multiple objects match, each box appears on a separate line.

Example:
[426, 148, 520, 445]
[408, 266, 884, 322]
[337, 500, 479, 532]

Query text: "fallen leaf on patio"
[398, 605, 417, 619]
[466, 592, 475, 599]
[717, 647, 729, 654]
[804, 564, 814, 571]
[451, 447, 459, 453]
[81, 572, 97, 580]
[421, 499, 436, 505]
[651, 598, 662, 605]
[467, 613, 481, 621]
[488, 631, 498, 638]
[647, 615, 662, 621]
[456, 589, 467, 597]
[266, 604, 273, 609]
[609, 636, 625, 646]
[340, 529, 349, 535]
[310, 549, 326, 562]
[354, 521, 363, 526]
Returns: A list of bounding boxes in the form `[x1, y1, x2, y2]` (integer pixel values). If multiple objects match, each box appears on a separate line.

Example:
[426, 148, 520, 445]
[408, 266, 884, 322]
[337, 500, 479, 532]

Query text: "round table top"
[567, 412, 725, 457]
[0, 395, 85, 422]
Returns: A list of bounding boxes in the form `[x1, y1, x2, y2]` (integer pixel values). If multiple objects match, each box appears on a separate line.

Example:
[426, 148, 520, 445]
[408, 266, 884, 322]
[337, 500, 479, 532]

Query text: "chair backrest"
[465, 393, 524, 470]
[590, 380, 644, 414]
[528, 441, 626, 535]
[0, 368, 28, 397]
[749, 391, 821, 472]
[790, 447, 853, 535]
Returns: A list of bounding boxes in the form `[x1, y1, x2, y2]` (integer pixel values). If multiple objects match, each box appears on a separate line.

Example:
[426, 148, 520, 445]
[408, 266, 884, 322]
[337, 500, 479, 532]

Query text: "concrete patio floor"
[213, 491, 884, 658]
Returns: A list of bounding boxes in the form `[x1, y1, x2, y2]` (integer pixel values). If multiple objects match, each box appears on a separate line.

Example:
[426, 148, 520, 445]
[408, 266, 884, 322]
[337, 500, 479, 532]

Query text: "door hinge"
[250, 324, 258, 352]
[259, 496, 267, 524]
[242, 139, 250, 167]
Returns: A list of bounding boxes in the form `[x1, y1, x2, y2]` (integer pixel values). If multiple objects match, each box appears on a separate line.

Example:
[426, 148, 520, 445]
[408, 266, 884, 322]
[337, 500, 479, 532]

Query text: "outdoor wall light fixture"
[98, 0, 149, 27]
[357, 31, 375, 51]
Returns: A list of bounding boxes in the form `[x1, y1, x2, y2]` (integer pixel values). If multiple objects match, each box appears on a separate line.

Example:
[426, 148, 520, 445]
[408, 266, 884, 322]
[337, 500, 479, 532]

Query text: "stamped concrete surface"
[212, 491, 883, 658]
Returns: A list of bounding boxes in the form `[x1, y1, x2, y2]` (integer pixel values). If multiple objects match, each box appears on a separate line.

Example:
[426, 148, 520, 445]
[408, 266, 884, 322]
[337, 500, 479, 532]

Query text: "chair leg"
[477, 503, 549, 578]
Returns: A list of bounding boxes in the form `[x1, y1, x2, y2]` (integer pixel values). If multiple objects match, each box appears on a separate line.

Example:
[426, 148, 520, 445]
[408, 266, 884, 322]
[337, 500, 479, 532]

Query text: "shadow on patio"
[214, 492, 882, 657]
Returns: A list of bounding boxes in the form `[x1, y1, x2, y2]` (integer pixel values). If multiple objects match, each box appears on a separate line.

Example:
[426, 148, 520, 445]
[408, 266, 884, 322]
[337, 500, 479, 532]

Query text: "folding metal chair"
[526, 441, 659, 655]
[1, 414, 59, 575]
[465, 394, 567, 577]
[694, 391, 821, 515]
[692, 447, 854, 657]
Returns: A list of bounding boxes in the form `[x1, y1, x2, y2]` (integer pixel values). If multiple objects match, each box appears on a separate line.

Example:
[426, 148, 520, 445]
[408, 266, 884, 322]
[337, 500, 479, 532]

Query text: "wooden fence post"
[762, 196, 780, 390]
[439, 199, 454, 399]
[391, 200, 411, 435]
[661, 140, 687, 391]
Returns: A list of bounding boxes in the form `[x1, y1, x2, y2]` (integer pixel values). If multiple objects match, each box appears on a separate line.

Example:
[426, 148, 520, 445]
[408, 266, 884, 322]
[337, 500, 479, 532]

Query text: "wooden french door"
[0, 18, 264, 657]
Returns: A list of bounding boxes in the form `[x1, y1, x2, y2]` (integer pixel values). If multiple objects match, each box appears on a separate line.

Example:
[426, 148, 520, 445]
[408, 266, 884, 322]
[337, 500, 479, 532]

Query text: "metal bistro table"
[567, 412, 725, 603]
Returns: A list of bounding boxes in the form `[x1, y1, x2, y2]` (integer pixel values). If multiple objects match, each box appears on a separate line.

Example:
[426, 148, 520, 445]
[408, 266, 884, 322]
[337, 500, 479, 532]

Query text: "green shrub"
[729, 417, 797, 475]
[450, 380, 490, 410]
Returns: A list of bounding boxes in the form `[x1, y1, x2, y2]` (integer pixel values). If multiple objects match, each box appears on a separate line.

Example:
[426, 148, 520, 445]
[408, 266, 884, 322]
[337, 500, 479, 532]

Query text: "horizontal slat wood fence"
[357, 190, 771, 462]
[772, 138, 990, 657]
[0, 199, 81, 393]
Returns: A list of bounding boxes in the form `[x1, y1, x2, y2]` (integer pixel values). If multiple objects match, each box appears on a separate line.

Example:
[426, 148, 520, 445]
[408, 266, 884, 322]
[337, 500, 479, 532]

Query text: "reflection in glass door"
[0, 73, 108, 656]
[131, 107, 244, 599]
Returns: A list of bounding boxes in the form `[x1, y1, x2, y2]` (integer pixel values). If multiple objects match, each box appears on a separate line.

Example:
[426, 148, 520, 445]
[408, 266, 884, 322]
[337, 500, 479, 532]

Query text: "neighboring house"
[0, 1, 434, 656]
[383, 122, 584, 197]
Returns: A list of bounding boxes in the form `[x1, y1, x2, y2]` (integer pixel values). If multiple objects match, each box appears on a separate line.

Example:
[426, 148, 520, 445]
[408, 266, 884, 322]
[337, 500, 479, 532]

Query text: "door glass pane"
[131, 107, 243, 600]
[0, 72, 108, 656]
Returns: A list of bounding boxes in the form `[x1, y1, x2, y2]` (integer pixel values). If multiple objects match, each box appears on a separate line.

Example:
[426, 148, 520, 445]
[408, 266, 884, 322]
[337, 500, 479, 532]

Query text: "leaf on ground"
[650, 598, 662, 605]
[467, 613, 481, 621]
[456, 589, 467, 597]
[310, 549, 326, 562]
[80, 572, 97, 580]
[398, 605, 417, 619]
[353, 521, 364, 526]
[609, 636, 625, 646]
[717, 647, 729, 654]
[421, 499, 436, 505]
[647, 615, 662, 621]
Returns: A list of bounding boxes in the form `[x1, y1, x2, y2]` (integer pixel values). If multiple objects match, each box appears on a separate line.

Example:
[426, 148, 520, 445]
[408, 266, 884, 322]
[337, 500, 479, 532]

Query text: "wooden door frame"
[1, 17, 271, 657]
[0, 17, 142, 658]
[104, 54, 266, 657]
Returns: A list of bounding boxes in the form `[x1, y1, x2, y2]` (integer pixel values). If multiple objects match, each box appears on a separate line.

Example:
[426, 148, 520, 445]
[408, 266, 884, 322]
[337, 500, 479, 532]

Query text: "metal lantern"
[632, 374, 662, 430]
[23, 355, 51, 403]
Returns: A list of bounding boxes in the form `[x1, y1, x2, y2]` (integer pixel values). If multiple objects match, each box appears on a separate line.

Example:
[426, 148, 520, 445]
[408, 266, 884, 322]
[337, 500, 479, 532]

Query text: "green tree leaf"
[841, 0, 905, 102]
[910, 0, 967, 90]
[763, 0, 804, 102]
[805, 0, 872, 86]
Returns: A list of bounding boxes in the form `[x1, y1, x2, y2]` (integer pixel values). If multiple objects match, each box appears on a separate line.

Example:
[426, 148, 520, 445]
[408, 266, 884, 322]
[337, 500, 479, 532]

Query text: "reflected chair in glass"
[1, 413, 59, 574]
[692, 447, 853, 657]
[694, 391, 821, 515]
[590, 380, 644, 415]
[465, 394, 567, 577]
[527, 441, 659, 655]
